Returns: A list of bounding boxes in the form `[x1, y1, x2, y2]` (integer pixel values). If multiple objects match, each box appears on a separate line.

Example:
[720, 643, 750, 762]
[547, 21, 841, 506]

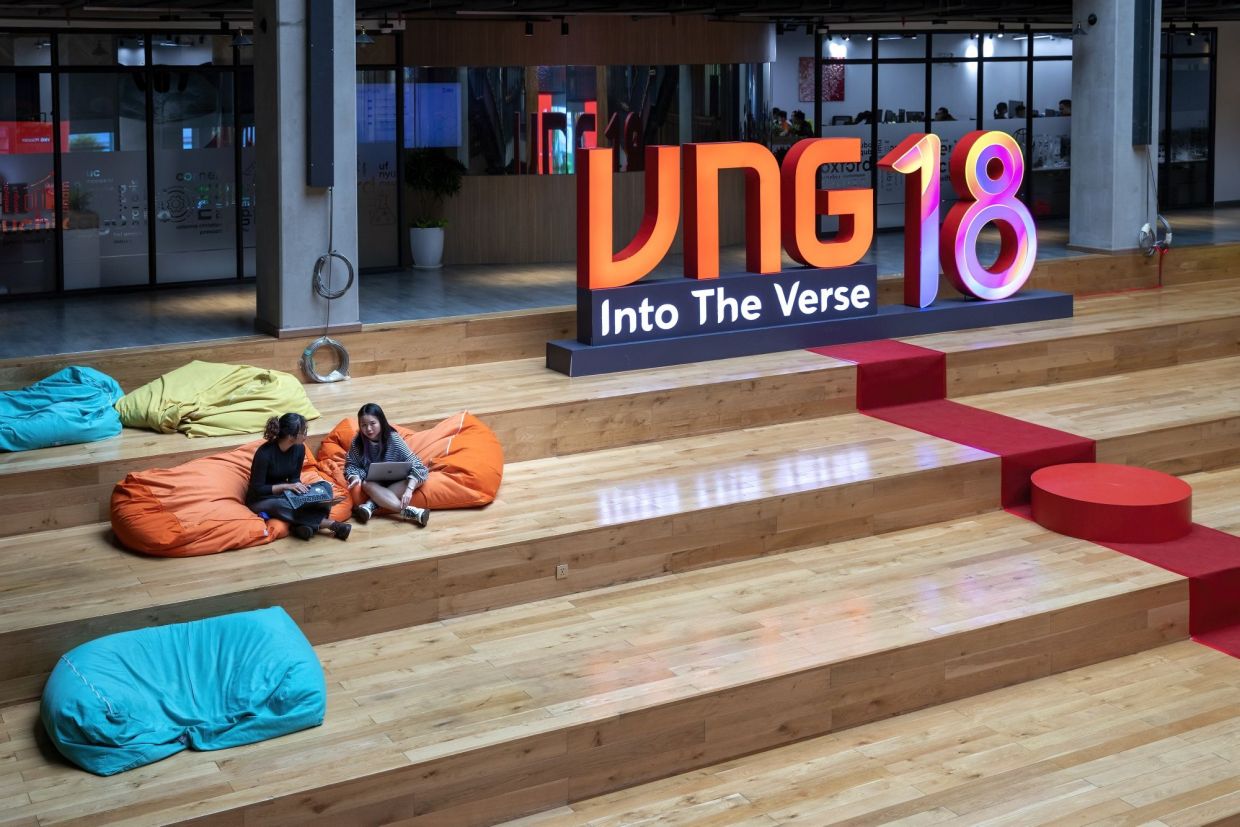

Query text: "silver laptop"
[367, 461, 413, 483]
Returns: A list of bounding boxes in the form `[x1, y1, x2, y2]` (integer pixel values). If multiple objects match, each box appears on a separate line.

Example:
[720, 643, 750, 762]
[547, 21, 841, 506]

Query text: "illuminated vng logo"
[577, 132, 1036, 305]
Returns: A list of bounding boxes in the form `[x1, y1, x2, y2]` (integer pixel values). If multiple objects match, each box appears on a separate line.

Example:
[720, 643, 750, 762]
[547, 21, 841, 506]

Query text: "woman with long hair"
[247, 412, 351, 541]
[344, 403, 431, 526]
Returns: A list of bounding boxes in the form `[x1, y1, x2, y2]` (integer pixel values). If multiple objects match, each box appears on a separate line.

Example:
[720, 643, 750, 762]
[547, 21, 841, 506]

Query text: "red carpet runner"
[813, 339, 1240, 658]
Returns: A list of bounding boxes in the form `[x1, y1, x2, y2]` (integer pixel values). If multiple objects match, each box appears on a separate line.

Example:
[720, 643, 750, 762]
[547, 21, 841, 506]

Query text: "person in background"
[247, 412, 350, 541]
[993, 102, 1009, 120]
[790, 109, 815, 137]
[771, 107, 791, 136]
[853, 110, 873, 124]
[345, 402, 431, 527]
[933, 106, 956, 122]
[1014, 103, 1027, 119]
[1058, 99, 1072, 116]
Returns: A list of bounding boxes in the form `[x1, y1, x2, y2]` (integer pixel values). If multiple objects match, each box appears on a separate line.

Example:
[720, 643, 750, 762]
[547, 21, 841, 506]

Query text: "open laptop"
[367, 461, 413, 483]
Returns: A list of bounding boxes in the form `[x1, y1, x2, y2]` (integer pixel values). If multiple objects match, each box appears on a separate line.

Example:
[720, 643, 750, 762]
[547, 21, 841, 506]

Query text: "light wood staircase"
[1, 255, 1239, 825]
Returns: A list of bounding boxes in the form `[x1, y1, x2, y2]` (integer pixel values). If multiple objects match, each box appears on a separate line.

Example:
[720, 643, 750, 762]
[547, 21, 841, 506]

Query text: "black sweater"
[247, 440, 305, 503]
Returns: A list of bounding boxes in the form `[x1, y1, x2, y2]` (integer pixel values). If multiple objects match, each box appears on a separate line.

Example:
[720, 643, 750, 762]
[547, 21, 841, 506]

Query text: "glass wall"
[60, 72, 150, 288]
[0, 63, 56, 295]
[404, 62, 763, 178]
[152, 68, 238, 283]
[357, 68, 398, 269]
[0, 30, 256, 296]
[1160, 29, 1214, 208]
[780, 27, 1077, 226]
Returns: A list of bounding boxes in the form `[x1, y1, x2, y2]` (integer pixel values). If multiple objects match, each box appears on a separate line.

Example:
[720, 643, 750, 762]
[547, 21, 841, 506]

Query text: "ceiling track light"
[997, 22, 1005, 38]
[560, 17, 569, 36]
[1190, 22, 1198, 36]
[524, 20, 534, 36]
[356, 28, 374, 45]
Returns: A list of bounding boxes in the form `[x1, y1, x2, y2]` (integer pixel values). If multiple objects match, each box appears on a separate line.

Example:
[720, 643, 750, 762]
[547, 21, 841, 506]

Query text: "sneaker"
[400, 505, 430, 527]
[352, 502, 375, 524]
[291, 524, 314, 541]
[331, 521, 351, 541]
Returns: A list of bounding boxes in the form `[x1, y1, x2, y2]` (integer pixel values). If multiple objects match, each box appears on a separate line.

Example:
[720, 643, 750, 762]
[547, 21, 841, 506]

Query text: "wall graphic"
[797, 58, 845, 102]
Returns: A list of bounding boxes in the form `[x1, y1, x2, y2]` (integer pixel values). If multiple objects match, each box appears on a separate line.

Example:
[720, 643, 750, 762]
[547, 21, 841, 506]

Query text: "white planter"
[409, 226, 445, 269]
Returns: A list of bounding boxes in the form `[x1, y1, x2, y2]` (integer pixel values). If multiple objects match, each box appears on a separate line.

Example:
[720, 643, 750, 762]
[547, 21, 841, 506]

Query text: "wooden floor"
[509, 641, 1240, 827]
[2, 279, 1239, 538]
[10, 460, 1237, 825]
[1, 265, 1239, 825]
[4, 352, 1240, 707]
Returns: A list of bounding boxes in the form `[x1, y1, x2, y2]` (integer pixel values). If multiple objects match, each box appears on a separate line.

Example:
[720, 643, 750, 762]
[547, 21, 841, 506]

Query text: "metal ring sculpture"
[303, 186, 354, 383]
[301, 335, 351, 384]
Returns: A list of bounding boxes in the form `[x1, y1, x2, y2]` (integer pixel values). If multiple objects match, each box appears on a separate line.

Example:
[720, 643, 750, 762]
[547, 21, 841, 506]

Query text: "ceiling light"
[1190, 22, 1198, 36]
[356, 28, 374, 45]
[997, 22, 1005, 38]
[804, 22, 813, 36]
[866, 34, 872, 41]
[1071, 22, 1088, 37]
[91, 39, 107, 57]
[561, 17, 569, 36]
[230, 30, 252, 47]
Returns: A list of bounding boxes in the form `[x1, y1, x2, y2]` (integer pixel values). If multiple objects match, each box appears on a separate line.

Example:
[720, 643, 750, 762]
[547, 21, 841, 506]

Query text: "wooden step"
[3, 280, 1239, 540]
[10, 457, 1232, 825]
[960, 355, 1240, 476]
[0, 413, 997, 707]
[1, 342, 1238, 709]
[2, 351, 1239, 707]
[513, 640, 1240, 827]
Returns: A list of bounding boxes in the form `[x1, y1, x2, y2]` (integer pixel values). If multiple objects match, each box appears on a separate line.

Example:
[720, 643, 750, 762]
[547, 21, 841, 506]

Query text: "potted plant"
[405, 148, 466, 269]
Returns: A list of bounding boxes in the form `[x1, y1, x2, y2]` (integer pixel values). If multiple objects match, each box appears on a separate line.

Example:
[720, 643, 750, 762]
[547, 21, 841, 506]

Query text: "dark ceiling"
[3, 0, 1240, 25]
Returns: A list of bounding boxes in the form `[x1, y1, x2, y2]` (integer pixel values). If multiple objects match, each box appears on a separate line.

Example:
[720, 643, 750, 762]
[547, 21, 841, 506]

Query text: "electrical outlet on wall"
[555, 563, 568, 580]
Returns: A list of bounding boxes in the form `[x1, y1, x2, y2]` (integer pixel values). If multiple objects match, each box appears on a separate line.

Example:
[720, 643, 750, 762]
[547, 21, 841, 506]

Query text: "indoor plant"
[405, 148, 466, 269]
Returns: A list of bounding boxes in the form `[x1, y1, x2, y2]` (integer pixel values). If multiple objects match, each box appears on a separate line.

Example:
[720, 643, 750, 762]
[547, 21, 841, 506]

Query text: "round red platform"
[1030, 463, 1192, 543]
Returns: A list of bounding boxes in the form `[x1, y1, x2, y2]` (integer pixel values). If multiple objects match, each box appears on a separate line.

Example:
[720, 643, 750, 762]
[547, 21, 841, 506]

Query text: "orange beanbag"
[317, 412, 504, 510]
[111, 441, 351, 557]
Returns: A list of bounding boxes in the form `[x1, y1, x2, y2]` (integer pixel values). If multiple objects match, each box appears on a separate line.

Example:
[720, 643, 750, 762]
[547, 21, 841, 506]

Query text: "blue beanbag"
[0, 365, 124, 452]
[41, 607, 326, 776]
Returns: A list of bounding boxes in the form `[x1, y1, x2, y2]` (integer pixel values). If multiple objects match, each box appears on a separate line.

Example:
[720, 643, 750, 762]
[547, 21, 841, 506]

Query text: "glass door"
[356, 68, 398, 269]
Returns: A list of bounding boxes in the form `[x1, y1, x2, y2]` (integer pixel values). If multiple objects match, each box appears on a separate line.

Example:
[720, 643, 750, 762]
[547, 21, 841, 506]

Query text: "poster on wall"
[797, 58, 845, 103]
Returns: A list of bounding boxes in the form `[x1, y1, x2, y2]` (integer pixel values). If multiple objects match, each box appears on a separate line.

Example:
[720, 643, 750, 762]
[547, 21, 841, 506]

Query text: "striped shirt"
[344, 431, 429, 485]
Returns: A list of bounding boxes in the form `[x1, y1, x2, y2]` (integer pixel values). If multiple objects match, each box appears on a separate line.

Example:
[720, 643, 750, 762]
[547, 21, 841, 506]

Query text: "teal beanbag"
[41, 607, 326, 776]
[0, 365, 124, 452]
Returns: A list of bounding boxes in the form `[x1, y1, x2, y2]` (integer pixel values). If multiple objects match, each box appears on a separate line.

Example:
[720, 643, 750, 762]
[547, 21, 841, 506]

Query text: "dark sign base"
[547, 289, 1073, 376]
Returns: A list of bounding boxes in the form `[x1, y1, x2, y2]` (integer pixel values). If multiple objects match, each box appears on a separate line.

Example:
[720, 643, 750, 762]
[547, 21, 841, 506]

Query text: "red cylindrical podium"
[1031, 463, 1192, 543]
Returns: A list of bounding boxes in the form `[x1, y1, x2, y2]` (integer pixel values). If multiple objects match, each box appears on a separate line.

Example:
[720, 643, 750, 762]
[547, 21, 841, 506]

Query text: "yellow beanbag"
[116, 361, 319, 438]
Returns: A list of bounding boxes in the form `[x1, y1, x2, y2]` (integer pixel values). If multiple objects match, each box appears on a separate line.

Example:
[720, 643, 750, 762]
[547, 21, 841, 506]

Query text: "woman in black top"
[247, 412, 350, 541]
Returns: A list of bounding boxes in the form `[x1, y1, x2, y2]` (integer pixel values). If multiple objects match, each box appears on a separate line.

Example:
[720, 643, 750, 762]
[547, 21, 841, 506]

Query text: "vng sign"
[548, 133, 1068, 376]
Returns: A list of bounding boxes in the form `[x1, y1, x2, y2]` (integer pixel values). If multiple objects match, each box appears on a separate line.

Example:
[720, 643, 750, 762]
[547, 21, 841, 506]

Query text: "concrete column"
[253, 0, 360, 336]
[1069, 0, 1162, 252]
